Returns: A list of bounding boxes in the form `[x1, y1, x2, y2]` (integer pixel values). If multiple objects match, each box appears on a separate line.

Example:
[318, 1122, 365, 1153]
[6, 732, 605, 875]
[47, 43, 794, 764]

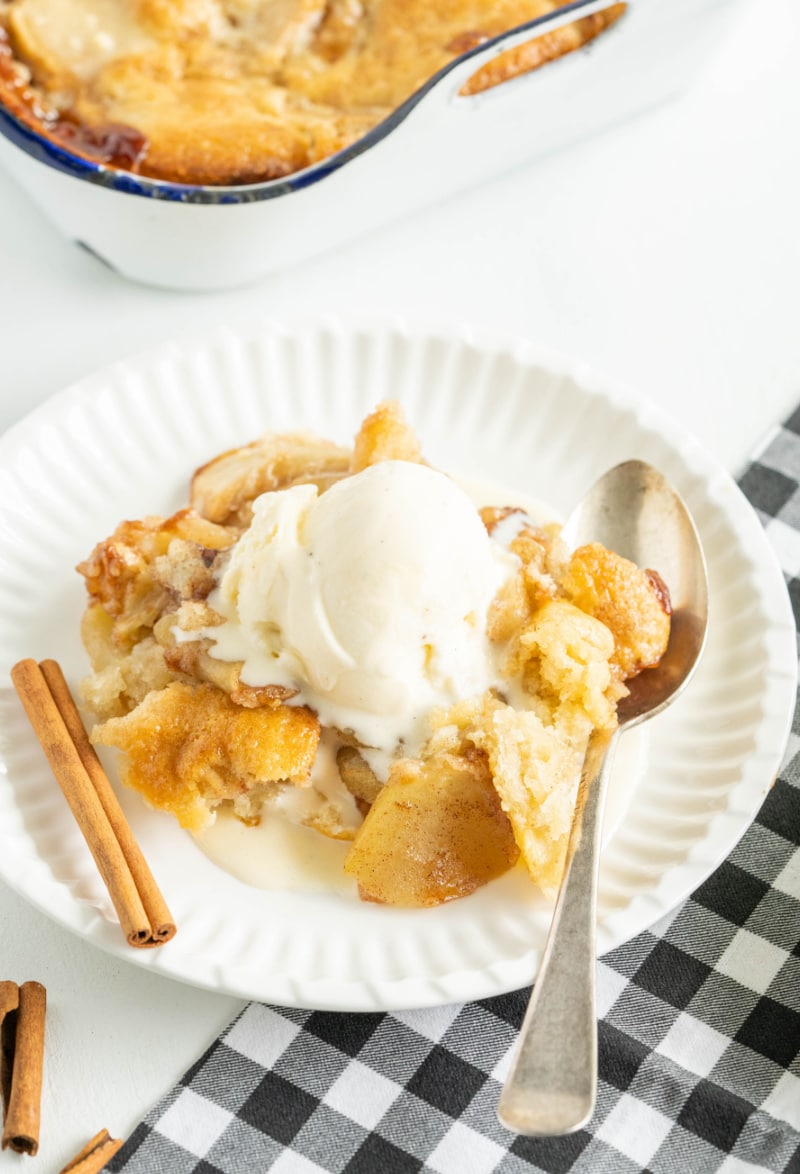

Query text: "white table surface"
[1, 0, 798, 1168]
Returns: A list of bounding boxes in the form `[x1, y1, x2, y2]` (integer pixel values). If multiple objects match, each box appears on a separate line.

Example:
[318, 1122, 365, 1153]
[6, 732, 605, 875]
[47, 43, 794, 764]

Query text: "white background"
[0, 0, 798, 1168]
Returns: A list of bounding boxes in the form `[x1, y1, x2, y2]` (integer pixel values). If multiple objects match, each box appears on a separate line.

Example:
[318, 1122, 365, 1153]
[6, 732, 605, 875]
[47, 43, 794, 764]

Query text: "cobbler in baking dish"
[76, 402, 670, 907]
[0, 0, 625, 184]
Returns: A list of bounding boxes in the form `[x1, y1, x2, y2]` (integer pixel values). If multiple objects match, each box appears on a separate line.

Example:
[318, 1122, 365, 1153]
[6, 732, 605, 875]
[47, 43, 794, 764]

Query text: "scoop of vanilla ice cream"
[206, 461, 516, 761]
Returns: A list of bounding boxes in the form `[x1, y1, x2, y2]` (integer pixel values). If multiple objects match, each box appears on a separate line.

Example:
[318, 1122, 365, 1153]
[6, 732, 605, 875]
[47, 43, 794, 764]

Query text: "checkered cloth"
[107, 409, 800, 1174]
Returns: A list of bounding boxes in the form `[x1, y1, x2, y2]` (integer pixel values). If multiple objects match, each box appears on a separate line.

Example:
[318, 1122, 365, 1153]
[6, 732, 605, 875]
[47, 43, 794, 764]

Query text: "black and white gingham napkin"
[107, 409, 800, 1174]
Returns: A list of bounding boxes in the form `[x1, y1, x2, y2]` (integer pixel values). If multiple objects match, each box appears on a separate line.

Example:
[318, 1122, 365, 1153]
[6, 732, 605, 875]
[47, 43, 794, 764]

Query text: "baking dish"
[0, 0, 739, 290]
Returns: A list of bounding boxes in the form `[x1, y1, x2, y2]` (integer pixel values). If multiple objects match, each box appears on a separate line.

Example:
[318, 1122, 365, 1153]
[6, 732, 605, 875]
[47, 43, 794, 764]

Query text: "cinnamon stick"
[11, 659, 176, 948]
[0, 982, 19, 1123]
[40, 659, 176, 944]
[60, 1128, 124, 1174]
[1, 981, 46, 1155]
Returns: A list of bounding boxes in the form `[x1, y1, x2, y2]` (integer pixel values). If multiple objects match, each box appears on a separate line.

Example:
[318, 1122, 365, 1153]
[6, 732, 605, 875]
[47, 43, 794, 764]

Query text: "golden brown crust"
[0, 0, 626, 185]
[351, 400, 423, 472]
[92, 681, 320, 831]
[459, 6, 626, 95]
[560, 542, 671, 679]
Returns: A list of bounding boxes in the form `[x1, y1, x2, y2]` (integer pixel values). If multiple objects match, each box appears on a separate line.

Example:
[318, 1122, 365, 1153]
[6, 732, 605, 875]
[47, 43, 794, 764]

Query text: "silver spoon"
[497, 460, 709, 1136]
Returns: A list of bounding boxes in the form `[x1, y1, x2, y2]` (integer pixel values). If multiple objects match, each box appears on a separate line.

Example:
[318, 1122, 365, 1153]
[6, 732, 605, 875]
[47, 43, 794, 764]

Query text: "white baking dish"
[0, 0, 739, 290]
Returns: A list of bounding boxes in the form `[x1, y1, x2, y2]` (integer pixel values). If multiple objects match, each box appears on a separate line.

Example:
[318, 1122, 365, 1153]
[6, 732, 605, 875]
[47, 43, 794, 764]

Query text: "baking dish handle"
[411, 0, 626, 110]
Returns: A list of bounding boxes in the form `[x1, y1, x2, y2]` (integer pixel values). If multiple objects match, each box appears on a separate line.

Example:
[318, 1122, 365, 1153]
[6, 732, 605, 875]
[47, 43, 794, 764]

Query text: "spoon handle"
[498, 725, 619, 1135]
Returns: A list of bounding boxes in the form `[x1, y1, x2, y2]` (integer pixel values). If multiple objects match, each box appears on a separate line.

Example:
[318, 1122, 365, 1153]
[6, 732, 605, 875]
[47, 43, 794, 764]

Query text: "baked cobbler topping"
[0, 0, 626, 184]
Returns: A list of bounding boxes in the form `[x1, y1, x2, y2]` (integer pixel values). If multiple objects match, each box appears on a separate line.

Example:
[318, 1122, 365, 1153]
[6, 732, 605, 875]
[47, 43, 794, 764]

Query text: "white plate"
[0, 320, 795, 1011]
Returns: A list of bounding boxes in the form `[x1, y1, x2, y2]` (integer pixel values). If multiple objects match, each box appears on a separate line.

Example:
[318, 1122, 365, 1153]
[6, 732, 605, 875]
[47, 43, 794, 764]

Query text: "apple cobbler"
[0, 0, 625, 184]
[77, 401, 670, 907]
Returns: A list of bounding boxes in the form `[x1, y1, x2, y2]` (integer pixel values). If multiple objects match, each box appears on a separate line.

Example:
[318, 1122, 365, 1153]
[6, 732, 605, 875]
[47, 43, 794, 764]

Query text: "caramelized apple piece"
[344, 751, 518, 906]
[191, 432, 351, 529]
[336, 745, 382, 805]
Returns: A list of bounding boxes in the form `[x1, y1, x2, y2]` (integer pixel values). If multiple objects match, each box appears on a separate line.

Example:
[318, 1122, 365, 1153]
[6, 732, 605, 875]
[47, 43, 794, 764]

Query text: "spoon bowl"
[498, 460, 708, 1136]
